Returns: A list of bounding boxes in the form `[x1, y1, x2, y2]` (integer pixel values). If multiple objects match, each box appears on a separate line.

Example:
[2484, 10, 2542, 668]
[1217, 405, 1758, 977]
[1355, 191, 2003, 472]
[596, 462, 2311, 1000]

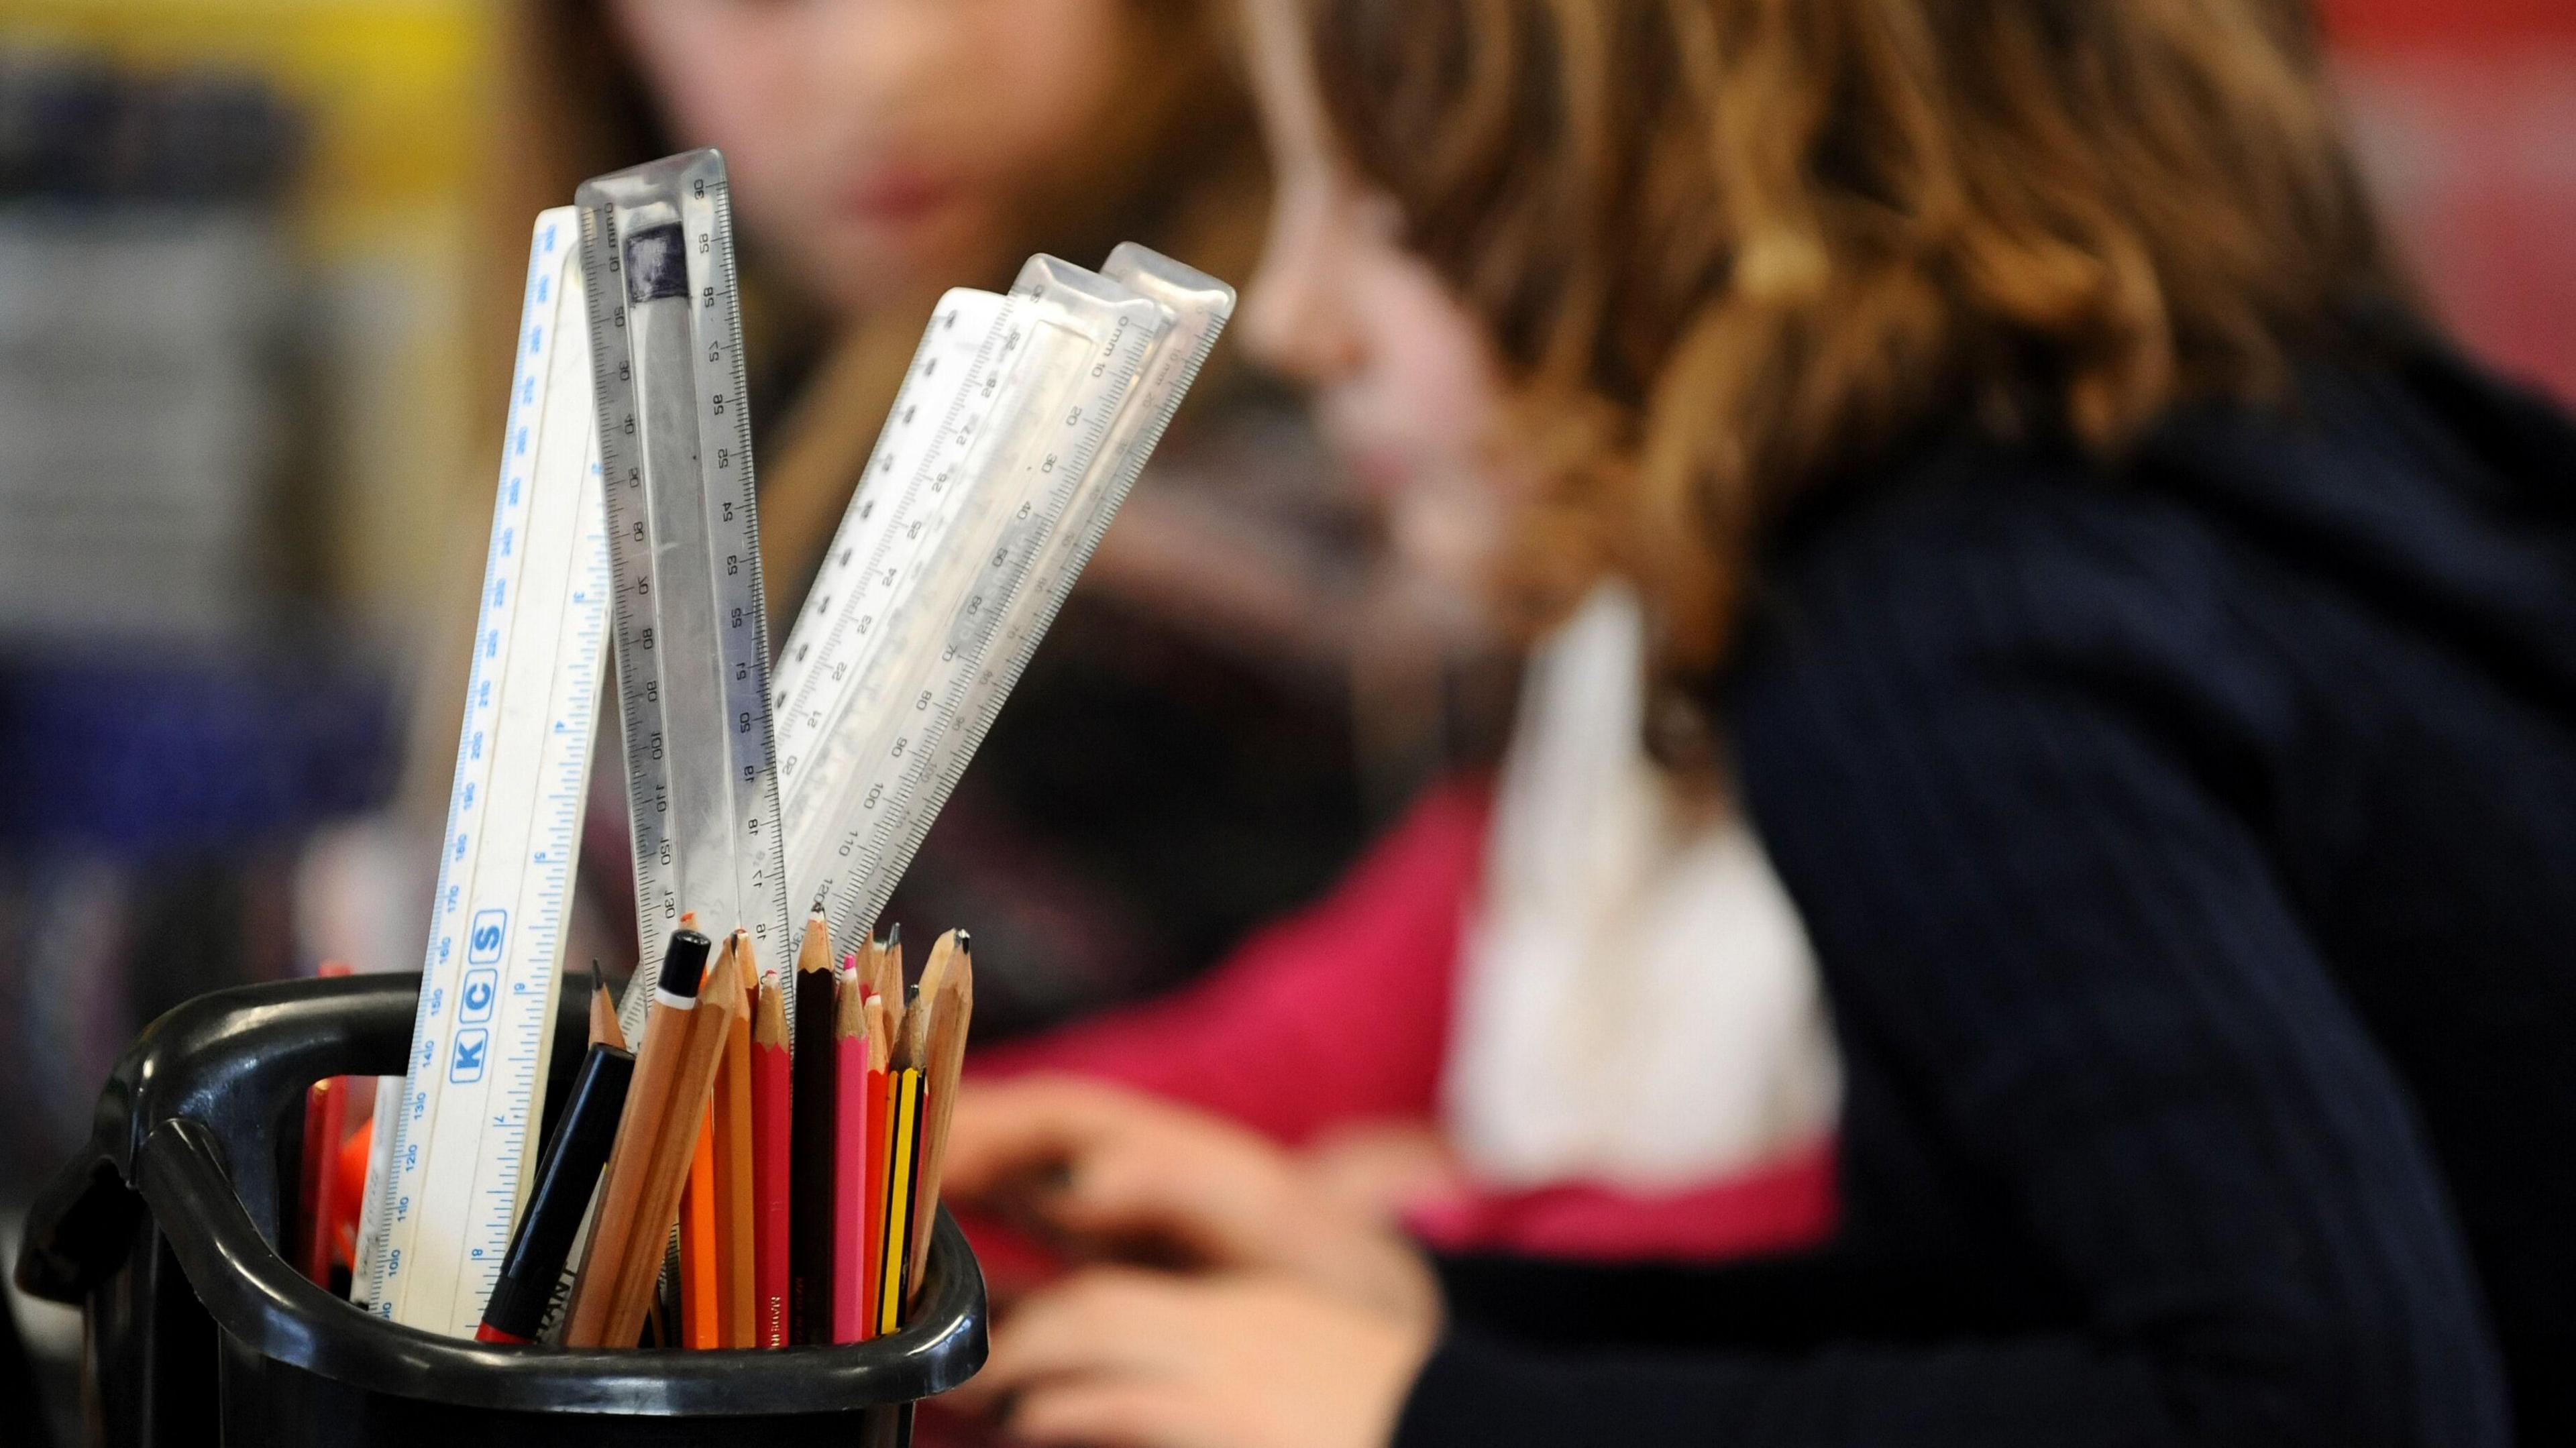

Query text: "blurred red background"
[2322, 0, 2576, 401]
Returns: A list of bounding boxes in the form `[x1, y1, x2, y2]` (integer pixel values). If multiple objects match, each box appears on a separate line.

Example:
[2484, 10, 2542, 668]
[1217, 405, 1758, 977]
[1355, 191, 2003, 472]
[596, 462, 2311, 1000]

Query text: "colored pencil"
[861, 992, 892, 1332]
[789, 911, 837, 1343]
[564, 927, 712, 1347]
[831, 972, 875, 1341]
[298, 1076, 347, 1284]
[296, 961, 354, 1286]
[719, 941, 757, 1346]
[682, 1112, 718, 1347]
[751, 980, 793, 1347]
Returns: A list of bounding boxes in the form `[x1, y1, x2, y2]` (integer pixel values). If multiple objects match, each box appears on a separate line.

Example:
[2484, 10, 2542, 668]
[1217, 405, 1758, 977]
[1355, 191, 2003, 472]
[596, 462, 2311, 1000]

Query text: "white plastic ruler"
[361, 208, 610, 1335]
[774, 247, 1232, 949]
[575, 149, 795, 1044]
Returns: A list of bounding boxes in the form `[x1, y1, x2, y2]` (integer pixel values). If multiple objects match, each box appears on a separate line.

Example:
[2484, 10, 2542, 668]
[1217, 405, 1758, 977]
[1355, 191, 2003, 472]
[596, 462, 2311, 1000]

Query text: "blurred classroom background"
[0, 0, 2569, 1422]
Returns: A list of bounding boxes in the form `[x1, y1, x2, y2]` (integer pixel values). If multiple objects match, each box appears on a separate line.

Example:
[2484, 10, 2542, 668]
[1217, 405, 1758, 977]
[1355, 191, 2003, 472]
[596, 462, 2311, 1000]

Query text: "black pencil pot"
[13, 972, 986, 1447]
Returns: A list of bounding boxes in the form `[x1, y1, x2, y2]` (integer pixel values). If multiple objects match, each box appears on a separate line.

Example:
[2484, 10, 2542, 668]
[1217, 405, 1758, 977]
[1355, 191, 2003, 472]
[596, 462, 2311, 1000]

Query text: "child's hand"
[943, 1076, 1440, 1327]
[955, 1266, 1434, 1448]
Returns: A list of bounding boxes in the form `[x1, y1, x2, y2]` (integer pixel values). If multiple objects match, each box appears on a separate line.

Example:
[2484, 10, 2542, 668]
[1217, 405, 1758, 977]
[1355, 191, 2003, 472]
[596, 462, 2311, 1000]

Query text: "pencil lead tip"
[887, 922, 902, 947]
[955, 930, 971, 954]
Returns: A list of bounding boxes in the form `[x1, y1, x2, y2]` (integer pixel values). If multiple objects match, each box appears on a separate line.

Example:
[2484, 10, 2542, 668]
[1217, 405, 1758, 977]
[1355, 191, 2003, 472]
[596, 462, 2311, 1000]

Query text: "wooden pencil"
[719, 940, 757, 1347]
[874, 1064, 924, 1337]
[860, 992, 892, 1333]
[869, 925, 905, 1045]
[599, 930, 746, 1346]
[898, 930, 961, 1070]
[589, 960, 626, 1052]
[830, 972, 874, 1342]
[751, 981, 792, 1347]
[563, 927, 712, 1347]
[681, 1112, 718, 1347]
[788, 911, 837, 1344]
[908, 936, 973, 1293]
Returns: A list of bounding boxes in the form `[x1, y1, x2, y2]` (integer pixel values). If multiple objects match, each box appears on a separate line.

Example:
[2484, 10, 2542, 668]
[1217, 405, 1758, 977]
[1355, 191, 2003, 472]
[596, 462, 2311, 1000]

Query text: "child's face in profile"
[610, 0, 1136, 315]
[1236, 0, 1514, 597]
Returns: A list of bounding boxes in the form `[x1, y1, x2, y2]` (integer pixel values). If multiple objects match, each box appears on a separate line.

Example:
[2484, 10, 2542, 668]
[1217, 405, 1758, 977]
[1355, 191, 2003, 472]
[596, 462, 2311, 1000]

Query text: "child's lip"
[842, 166, 961, 225]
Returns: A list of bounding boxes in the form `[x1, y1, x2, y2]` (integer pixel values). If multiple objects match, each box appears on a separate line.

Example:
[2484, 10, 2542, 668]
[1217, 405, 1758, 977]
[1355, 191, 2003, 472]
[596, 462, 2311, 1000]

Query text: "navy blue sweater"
[1397, 351, 2576, 1448]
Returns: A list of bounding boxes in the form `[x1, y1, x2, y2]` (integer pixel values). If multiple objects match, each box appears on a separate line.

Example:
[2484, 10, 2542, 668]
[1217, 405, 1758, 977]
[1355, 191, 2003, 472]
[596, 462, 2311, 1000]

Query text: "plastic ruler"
[360, 208, 611, 1334]
[773, 247, 1233, 949]
[574, 149, 796, 1045]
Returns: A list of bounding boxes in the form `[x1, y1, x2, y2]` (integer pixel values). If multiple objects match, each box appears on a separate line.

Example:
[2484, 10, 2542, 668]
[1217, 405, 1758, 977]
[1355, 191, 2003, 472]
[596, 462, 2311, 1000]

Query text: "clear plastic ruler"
[774, 247, 1231, 948]
[904, 247, 1235, 855]
[361, 208, 610, 1335]
[575, 149, 795, 1043]
[769, 288, 1019, 745]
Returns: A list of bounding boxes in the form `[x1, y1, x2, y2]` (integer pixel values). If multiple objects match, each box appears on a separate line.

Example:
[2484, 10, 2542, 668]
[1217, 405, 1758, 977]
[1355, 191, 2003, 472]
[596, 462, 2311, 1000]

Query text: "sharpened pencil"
[601, 930, 745, 1346]
[869, 925, 905, 1048]
[861, 991, 892, 1333]
[589, 960, 625, 1052]
[719, 940, 757, 1346]
[789, 911, 837, 1343]
[564, 927, 712, 1347]
[751, 981, 792, 1347]
[908, 935, 973, 1294]
[831, 972, 874, 1342]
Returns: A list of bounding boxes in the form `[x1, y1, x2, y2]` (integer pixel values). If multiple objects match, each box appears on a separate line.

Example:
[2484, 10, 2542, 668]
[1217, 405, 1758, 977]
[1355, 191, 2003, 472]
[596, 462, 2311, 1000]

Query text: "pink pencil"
[830, 970, 874, 1342]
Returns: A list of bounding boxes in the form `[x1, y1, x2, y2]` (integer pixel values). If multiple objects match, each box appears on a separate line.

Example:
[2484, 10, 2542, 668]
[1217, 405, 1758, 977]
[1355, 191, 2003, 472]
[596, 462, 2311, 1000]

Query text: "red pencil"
[298, 1076, 347, 1284]
[860, 993, 892, 1335]
[751, 981, 792, 1347]
[297, 961, 354, 1286]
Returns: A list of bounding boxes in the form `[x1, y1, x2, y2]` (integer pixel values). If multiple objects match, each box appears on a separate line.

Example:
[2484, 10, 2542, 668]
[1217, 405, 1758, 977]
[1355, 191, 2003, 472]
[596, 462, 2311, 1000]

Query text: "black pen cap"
[478, 1043, 636, 1343]
[653, 927, 714, 1001]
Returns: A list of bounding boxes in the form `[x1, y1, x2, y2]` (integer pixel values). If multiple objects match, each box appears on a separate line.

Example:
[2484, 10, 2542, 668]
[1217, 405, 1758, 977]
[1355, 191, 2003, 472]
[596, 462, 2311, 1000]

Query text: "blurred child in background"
[473, 0, 1472, 1026]
[947, 0, 2576, 1443]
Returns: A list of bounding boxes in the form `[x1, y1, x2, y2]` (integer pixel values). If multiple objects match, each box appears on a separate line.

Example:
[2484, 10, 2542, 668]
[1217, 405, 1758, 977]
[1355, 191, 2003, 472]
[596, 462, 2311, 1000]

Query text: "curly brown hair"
[1303, 0, 2414, 670]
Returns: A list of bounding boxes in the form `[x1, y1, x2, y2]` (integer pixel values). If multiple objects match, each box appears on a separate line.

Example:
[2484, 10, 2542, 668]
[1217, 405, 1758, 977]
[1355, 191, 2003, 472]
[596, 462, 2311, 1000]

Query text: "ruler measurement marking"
[363, 213, 607, 1335]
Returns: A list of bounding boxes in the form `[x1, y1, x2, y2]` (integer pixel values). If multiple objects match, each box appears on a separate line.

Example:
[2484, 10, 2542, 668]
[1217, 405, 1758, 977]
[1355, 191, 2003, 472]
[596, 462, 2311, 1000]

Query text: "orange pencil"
[751, 981, 792, 1347]
[682, 1113, 718, 1347]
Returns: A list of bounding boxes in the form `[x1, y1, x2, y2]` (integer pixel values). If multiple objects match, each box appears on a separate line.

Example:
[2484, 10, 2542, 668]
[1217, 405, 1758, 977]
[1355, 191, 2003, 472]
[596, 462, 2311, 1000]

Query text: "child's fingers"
[941, 1076, 1140, 1197]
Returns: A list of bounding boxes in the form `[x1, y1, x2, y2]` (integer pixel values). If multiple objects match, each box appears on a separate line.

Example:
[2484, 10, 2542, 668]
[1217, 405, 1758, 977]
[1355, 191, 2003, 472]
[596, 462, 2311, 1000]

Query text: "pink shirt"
[976, 779, 1836, 1263]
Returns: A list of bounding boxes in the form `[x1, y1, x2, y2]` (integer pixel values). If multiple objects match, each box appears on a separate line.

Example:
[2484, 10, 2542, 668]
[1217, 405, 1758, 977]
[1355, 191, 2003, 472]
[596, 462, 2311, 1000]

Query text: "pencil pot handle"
[17, 972, 409, 1320]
